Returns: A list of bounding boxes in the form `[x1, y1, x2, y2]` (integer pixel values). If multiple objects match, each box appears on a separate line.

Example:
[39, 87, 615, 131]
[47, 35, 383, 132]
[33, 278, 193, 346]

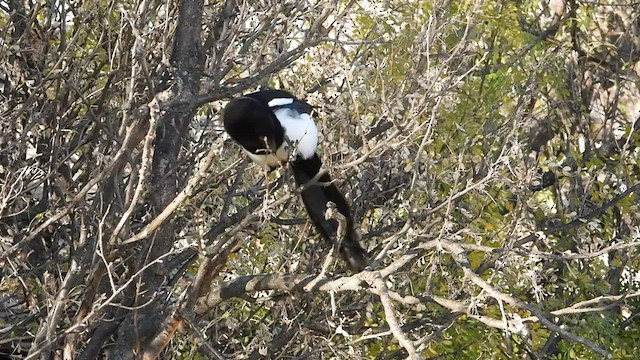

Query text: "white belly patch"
[244, 143, 289, 170]
[273, 108, 318, 160]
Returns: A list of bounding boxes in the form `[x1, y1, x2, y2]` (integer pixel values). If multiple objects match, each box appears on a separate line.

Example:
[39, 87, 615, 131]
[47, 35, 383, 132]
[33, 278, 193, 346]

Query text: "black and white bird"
[223, 89, 368, 272]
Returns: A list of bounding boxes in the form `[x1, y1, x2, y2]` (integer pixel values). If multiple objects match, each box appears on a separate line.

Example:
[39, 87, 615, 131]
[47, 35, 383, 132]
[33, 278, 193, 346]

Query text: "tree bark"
[109, 0, 205, 357]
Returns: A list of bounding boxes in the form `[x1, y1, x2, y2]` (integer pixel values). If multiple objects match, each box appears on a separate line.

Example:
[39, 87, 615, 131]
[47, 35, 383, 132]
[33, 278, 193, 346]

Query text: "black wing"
[223, 96, 285, 155]
[247, 89, 314, 115]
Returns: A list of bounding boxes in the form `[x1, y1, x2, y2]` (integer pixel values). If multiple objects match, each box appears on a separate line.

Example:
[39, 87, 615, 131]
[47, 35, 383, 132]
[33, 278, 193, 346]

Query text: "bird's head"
[222, 97, 274, 138]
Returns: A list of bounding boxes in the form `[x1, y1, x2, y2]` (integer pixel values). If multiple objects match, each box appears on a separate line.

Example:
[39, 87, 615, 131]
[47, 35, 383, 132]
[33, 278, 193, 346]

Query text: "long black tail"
[291, 154, 369, 272]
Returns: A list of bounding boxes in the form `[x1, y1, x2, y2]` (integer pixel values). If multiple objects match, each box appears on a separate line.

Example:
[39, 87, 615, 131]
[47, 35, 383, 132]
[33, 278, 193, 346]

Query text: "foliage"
[1, 0, 639, 358]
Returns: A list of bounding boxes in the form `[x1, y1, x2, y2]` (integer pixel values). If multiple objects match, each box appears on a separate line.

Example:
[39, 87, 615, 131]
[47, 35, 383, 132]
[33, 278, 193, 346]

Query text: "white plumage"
[244, 144, 288, 170]
[274, 108, 318, 160]
[268, 98, 294, 107]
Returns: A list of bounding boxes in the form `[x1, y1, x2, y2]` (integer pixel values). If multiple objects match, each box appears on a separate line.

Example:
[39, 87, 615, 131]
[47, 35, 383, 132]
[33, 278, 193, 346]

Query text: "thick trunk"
[108, 0, 204, 358]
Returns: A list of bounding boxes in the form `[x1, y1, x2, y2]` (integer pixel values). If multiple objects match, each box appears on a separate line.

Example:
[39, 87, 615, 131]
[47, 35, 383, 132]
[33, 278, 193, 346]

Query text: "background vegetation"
[1, 0, 639, 358]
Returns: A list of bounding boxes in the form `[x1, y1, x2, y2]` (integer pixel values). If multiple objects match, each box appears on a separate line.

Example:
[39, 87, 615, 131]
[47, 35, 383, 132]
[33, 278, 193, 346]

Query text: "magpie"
[223, 89, 369, 272]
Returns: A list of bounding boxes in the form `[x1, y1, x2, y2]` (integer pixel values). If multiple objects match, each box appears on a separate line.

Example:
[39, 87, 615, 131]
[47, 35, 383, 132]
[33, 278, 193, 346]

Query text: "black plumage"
[223, 89, 368, 272]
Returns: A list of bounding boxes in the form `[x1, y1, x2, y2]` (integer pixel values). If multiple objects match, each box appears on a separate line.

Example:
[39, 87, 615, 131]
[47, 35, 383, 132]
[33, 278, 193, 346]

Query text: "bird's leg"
[260, 136, 272, 217]
[259, 169, 270, 217]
